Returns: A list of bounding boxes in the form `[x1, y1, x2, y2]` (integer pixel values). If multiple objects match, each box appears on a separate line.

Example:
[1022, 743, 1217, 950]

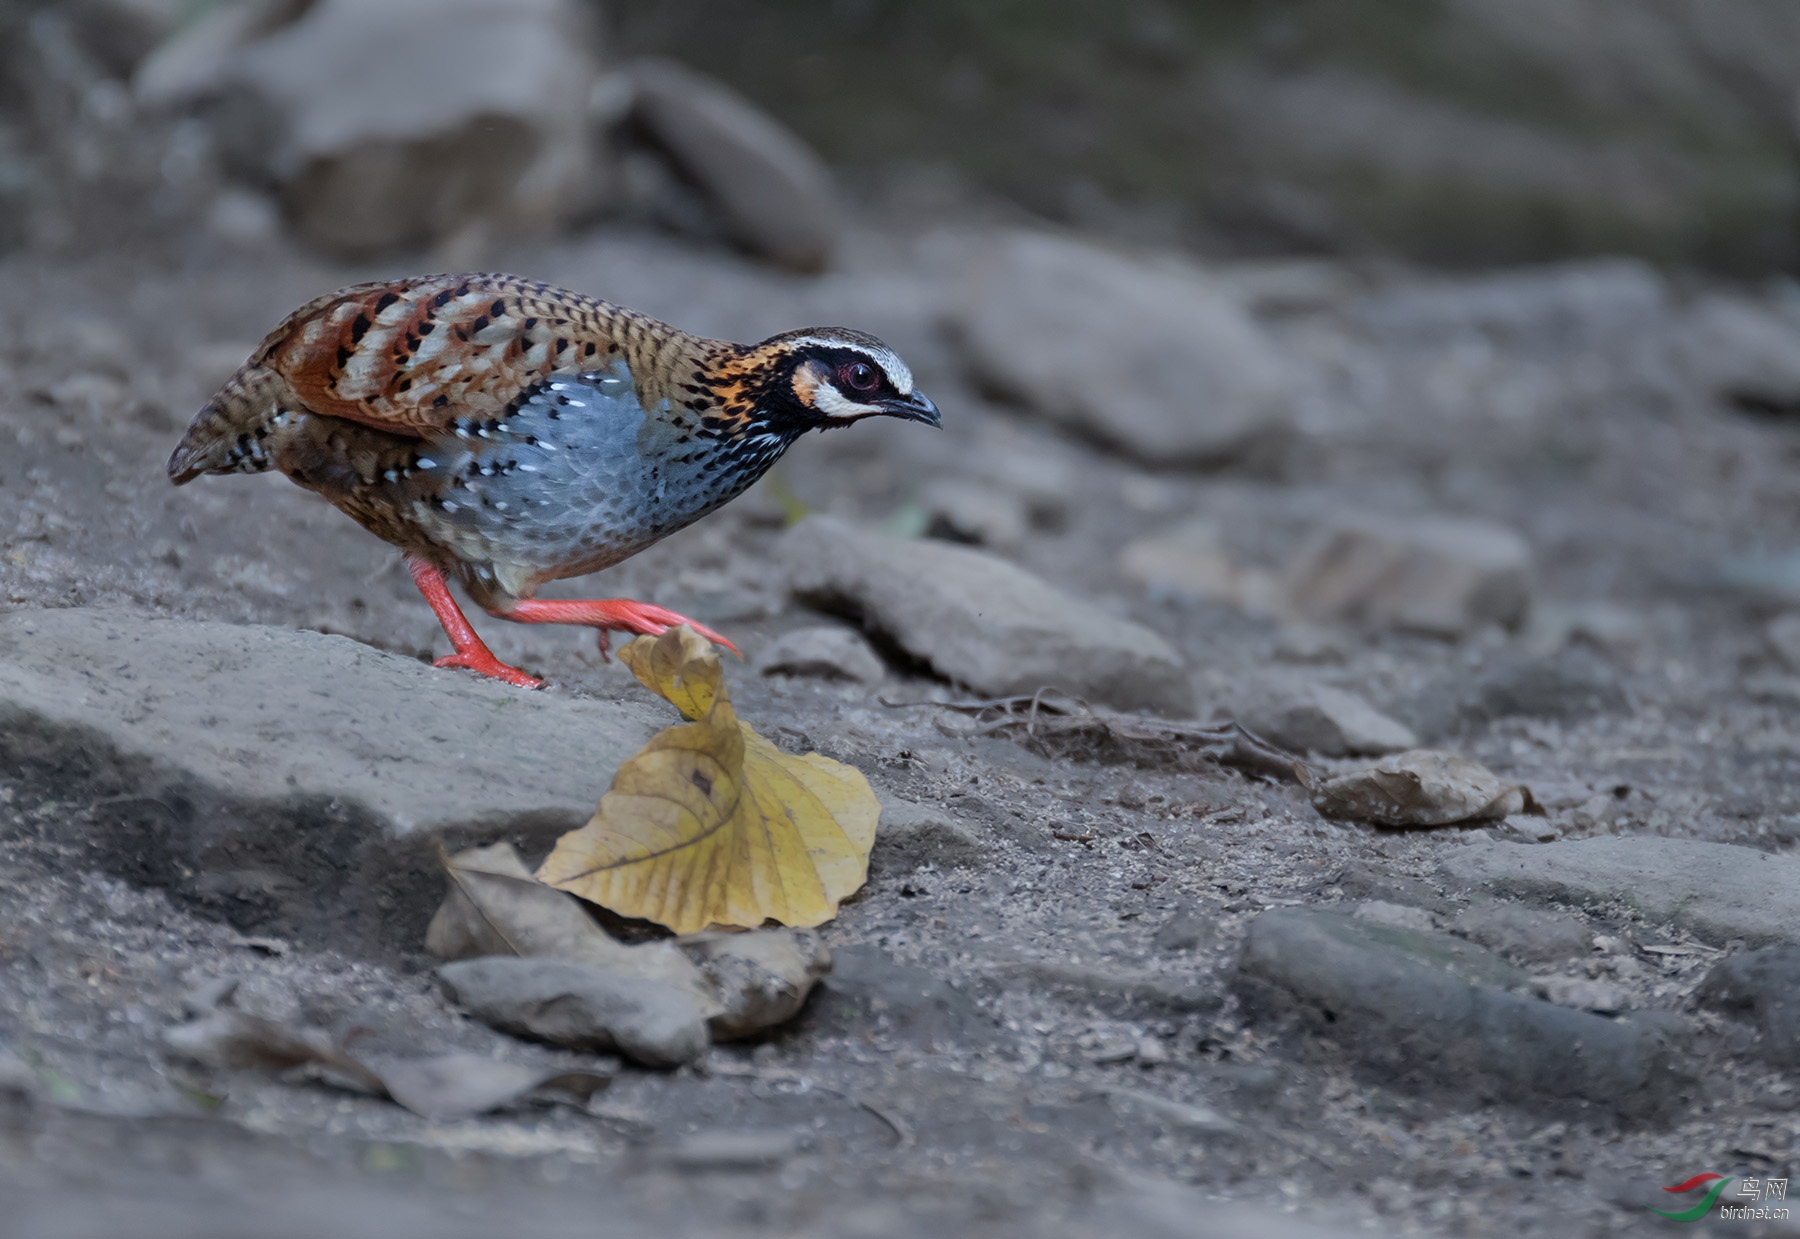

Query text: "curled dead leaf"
[438, 956, 712, 1067]
[537, 626, 878, 934]
[680, 928, 833, 1039]
[1299, 749, 1542, 828]
[425, 843, 834, 1051]
[426, 841, 722, 1013]
[163, 984, 610, 1120]
[366, 1053, 610, 1121]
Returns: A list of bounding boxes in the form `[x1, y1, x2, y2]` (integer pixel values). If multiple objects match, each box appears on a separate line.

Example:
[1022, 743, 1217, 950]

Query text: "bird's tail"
[166, 363, 294, 484]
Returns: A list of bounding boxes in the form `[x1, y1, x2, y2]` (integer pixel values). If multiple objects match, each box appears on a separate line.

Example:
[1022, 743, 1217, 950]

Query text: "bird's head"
[750, 327, 940, 433]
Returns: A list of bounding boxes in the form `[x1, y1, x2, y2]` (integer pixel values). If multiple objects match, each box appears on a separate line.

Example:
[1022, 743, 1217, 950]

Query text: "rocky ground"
[3, 209, 1800, 1238]
[5, 11, 1800, 1228]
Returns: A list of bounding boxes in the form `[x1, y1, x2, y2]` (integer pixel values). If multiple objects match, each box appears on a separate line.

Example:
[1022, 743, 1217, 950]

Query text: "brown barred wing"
[169, 273, 686, 482]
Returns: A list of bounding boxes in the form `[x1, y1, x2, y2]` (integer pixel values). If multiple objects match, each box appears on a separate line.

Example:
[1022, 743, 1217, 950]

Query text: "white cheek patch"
[814, 384, 882, 420]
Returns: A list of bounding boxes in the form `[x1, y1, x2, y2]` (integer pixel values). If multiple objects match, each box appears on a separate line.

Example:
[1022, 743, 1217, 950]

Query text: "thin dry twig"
[885, 692, 1308, 782]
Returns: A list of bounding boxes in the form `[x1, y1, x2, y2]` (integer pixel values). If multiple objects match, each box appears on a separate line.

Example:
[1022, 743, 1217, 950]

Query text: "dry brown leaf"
[537, 626, 879, 934]
[1299, 749, 1543, 827]
[425, 843, 834, 1045]
[425, 841, 720, 1011]
[163, 984, 610, 1120]
[680, 929, 833, 1039]
[367, 1053, 609, 1120]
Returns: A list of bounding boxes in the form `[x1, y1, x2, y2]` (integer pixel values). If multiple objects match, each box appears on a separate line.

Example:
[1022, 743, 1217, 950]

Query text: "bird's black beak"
[880, 390, 941, 427]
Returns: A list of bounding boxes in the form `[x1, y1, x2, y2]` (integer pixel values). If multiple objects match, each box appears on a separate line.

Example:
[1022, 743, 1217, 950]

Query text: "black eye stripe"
[800, 345, 904, 399]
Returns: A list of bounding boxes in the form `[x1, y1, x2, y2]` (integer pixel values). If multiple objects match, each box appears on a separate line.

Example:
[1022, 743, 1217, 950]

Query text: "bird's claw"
[433, 651, 544, 689]
[498, 597, 741, 660]
[602, 602, 739, 655]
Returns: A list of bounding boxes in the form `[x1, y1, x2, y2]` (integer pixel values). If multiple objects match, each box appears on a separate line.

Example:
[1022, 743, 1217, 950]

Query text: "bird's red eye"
[842, 361, 879, 393]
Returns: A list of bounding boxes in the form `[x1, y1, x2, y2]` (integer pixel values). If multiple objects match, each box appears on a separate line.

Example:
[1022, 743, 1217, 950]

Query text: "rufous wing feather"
[169, 273, 708, 483]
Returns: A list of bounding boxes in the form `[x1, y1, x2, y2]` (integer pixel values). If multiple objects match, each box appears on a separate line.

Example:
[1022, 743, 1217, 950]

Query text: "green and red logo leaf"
[1649, 1173, 1734, 1222]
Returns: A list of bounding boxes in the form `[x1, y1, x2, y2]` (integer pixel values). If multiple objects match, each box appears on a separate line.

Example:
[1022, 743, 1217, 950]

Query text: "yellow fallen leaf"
[536, 626, 878, 934]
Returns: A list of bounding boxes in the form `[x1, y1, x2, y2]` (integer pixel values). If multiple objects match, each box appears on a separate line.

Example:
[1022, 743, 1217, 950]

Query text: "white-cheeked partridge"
[167, 272, 940, 687]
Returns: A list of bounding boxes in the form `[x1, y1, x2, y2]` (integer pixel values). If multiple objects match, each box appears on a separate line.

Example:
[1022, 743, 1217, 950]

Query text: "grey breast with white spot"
[396, 359, 767, 582]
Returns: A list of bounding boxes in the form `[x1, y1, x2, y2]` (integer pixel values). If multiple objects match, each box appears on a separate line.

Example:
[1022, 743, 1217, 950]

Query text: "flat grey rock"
[1697, 945, 1800, 1067]
[817, 944, 986, 1047]
[0, 608, 659, 834]
[948, 231, 1297, 466]
[1280, 512, 1532, 638]
[667, 1129, 801, 1171]
[1406, 651, 1627, 740]
[1719, 549, 1800, 606]
[753, 625, 886, 684]
[628, 57, 841, 272]
[0, 608, 661, 942]
[1152, 903, 1214, 953]
[1117, 519, 1280, 614]
[1663, 293, 1800, 409]
[1530, 975, 1629, 1015]
[184, 0, 605, 254]
[870, 798, 993, 875]
[1300, 750, 1534, 827]
[1347, 259, 1668, 344]
[779, 516, 1193, 716]
[918, 478, 1030, 554]
[993, 960, 1219, 1019]
[1101, 1086, 1235, 1135]
[439, 956, 711, 1067]
[1767, 612, 1800, 673]
[1353, 900, 1438, 933]
[1520, 601, 1647, 657]
[1744, 671, 1800, 709]
[1450, 901, 1593, 964]
[1441, 837, 1800, 947]
[1204, 671, 1415, 756]
[1234, 908, 1691, 1120]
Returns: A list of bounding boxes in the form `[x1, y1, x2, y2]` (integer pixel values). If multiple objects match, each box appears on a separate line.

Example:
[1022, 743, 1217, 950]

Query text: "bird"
[167, 272, 940, 689]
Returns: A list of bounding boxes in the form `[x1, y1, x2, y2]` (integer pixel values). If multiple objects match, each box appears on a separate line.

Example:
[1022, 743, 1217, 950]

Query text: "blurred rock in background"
[10, 0, 1800, 274]
[621, 58, 841, 272]
[139, 0, 609, 256]
[608, 0, 1800, 273]
[0, 0, 216, 255]
[0, 0, 841, 269]
[948, 231, 1297, 468]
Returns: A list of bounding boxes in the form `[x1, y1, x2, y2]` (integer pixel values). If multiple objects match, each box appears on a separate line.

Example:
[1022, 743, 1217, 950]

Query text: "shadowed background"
[10, 0, 1800, 269]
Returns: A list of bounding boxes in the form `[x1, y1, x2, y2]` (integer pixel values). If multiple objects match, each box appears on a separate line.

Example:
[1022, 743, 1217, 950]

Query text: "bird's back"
[167, 272, 732, 484]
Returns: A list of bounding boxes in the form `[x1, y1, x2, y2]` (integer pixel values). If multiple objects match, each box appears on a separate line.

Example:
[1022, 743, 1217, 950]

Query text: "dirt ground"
[4, 213, 1800, 1239]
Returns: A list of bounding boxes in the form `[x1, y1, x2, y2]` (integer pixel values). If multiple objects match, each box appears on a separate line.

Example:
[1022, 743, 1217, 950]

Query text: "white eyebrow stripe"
[780, 335, 914, 396]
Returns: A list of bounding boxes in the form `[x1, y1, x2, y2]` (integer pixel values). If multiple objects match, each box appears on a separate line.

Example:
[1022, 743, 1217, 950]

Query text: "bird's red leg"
[495, 598, 739, 659]
[406, 558, 544, 689]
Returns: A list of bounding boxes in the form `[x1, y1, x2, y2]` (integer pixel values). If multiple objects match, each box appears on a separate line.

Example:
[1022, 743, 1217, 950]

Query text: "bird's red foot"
[432, 650, 544, 689]
[501, 598, 740, 658]
[407, 557, 546, 689]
